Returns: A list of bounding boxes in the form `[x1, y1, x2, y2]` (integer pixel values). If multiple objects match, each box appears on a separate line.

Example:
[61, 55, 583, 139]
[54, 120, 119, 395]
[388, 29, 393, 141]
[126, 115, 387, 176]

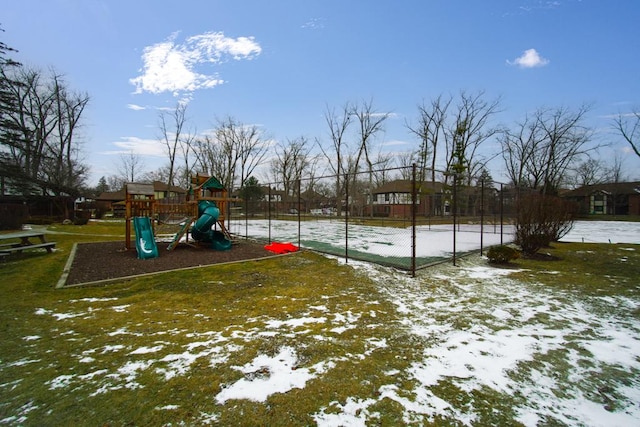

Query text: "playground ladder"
[166, 217, 195, 251]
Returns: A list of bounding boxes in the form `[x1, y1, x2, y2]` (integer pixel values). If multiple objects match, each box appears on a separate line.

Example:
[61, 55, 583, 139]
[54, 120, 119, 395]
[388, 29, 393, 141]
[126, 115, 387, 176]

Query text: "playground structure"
[124, 174, 235, 259]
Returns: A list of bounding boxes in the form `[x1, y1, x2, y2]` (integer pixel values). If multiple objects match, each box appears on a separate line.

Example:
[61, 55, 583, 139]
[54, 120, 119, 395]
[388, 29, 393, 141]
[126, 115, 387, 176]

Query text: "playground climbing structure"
[123, 174, 237, 257]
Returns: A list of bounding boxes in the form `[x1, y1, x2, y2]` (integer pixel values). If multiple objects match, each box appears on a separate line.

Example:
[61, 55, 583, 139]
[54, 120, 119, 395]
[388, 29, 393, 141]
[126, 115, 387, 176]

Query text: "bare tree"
[194, 116, 268, 194]
[499, 112, 540, 188]
[501, 104, 595, 194]
[613, 109, 640, 158]
[396, 151, 417, 180]
[234, 120, 269, 194]
[351, 99, 389, 177]
[537, 104, 595, 194]
[502, 104, 594, 256]
[158, 102, 195, 187]
[351, 99, 390, 217]
[140, 165, 170, 185]
[443, 90, 502, 186]
[318, 103, 352, 215]
[0, 66, 89, 198]
[179, 130, 196, 187]
[605, 152, 627, 183]
[115, 151, 146, 184]
[573, 158, 606, 187]
[371, 152, 394, 187]
[46, 72, 90, 196]
[406, 94, 451, 184]
[194, 134, 224, 179]
[270, 136, 312, 197]
[107, 175, 124, 192]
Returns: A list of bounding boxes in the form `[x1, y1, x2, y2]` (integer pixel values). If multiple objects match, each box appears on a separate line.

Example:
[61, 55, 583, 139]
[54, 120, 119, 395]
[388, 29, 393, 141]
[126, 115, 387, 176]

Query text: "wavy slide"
[133, 216, 159, 259]
[190, 200, 232, 250]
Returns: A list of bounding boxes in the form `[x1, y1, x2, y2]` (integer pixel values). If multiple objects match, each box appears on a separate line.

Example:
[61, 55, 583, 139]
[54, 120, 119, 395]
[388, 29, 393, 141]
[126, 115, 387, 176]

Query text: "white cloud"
[507, 48, 549, 68]
[130, 31, 261, 96]
[127, 104, 145, 111]
[101, 137, 166, 157]
[301, 18, 325, 30]
[382, 139, 409, 147]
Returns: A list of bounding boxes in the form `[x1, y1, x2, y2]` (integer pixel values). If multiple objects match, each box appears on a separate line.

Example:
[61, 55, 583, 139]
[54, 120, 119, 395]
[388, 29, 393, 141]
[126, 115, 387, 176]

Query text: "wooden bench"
[0, 242, 56, 254]
[0, 242, 25, 250]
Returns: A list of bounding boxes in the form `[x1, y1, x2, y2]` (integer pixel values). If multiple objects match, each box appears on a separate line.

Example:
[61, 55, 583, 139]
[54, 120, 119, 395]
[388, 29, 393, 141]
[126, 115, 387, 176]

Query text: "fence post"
[500, 183, 504, 245]
[244, 189, 248, 239]
[268, 186, 272, 244]
[344, 173, 349, 264]
[297, 179, 301, 248]
[452, 177, 457, 267]
[411, 164, 417, 277]
[480, 178, 484, 255]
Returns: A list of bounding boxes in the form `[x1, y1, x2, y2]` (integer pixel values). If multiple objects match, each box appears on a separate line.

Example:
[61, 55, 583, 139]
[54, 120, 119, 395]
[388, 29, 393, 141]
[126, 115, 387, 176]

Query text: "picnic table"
[0, 231, 56, 257]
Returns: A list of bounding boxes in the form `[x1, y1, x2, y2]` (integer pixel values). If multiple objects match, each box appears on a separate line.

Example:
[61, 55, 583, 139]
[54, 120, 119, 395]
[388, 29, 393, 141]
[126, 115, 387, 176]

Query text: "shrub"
[73, 217, 89, 225]
[487, 245, 520, 264]
[514, 192, 577, 257]
[0, 204, 27, 230]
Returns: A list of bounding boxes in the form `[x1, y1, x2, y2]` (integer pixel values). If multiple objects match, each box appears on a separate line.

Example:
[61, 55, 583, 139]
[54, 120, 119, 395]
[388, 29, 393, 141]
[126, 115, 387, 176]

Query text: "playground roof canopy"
[201, 176, 225, 191]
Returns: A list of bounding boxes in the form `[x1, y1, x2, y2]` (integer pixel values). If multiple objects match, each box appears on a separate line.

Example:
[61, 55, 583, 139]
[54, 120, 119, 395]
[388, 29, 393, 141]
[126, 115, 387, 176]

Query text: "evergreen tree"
[95, 176, 109, 195]
[239, 176, 264, 217]
[0, 28, 22, 195]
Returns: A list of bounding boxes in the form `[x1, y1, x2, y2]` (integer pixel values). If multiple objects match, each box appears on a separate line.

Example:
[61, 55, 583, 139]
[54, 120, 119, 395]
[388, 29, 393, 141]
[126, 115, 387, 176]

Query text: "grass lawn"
[0, 222, 638, 426]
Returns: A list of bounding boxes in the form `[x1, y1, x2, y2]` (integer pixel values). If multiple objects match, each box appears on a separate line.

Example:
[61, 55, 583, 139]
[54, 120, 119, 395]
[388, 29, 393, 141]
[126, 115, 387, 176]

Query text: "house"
[151, 181, 187, 200]
[366, 180, 445, 218]
[95, 189, 126, 217]
[562, 181, 640, 216]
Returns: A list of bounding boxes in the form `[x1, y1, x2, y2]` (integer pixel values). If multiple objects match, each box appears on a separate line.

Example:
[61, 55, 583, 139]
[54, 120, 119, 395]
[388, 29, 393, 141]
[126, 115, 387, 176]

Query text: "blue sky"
[4, 0, 640, 185]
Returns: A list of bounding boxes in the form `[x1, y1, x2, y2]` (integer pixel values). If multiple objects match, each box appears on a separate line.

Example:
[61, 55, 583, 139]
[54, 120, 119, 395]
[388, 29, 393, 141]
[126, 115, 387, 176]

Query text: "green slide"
[191, 200, 232, 250]
[132, 216, 159, 259]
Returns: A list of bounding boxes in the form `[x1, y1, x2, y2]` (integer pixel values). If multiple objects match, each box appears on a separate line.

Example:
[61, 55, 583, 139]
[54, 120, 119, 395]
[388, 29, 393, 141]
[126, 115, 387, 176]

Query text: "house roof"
[126, 183, 154, 196]
[372, 180, 444, 194]
[96, 189, 125, 201]
[563, 181, 640, 198]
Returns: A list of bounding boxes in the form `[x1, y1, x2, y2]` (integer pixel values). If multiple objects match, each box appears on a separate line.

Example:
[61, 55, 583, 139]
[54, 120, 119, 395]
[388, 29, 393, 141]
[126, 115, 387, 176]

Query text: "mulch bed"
[64, 240, 275, 286]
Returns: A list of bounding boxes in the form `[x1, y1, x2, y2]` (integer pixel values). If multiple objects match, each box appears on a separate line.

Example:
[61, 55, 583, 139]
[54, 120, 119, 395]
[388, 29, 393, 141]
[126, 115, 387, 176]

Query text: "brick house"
[562, 181, 640, 216]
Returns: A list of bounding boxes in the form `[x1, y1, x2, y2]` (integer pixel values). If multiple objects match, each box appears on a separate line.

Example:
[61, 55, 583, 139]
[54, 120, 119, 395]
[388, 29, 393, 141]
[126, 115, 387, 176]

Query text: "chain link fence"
[226, 165, 516, 275]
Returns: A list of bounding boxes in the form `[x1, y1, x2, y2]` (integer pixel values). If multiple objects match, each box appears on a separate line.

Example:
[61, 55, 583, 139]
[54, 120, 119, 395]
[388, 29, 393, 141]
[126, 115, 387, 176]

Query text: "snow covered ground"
[226, 220, 640, 425]
[232, 219, 640, 262]
[327, 256, 640, 426]
[232, 218, 515, 264]
[560, 220, 640, 244]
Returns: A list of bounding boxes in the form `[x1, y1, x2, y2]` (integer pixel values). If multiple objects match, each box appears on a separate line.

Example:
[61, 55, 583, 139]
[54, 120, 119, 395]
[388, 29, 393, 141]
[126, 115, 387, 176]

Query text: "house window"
[590, 193, 607, 214]
[385, 193, 390, 202]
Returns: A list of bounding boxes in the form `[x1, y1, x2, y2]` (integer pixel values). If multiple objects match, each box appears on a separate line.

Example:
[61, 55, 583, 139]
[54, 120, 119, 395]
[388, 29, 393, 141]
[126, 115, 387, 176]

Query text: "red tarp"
[264, 242, 299, 254]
